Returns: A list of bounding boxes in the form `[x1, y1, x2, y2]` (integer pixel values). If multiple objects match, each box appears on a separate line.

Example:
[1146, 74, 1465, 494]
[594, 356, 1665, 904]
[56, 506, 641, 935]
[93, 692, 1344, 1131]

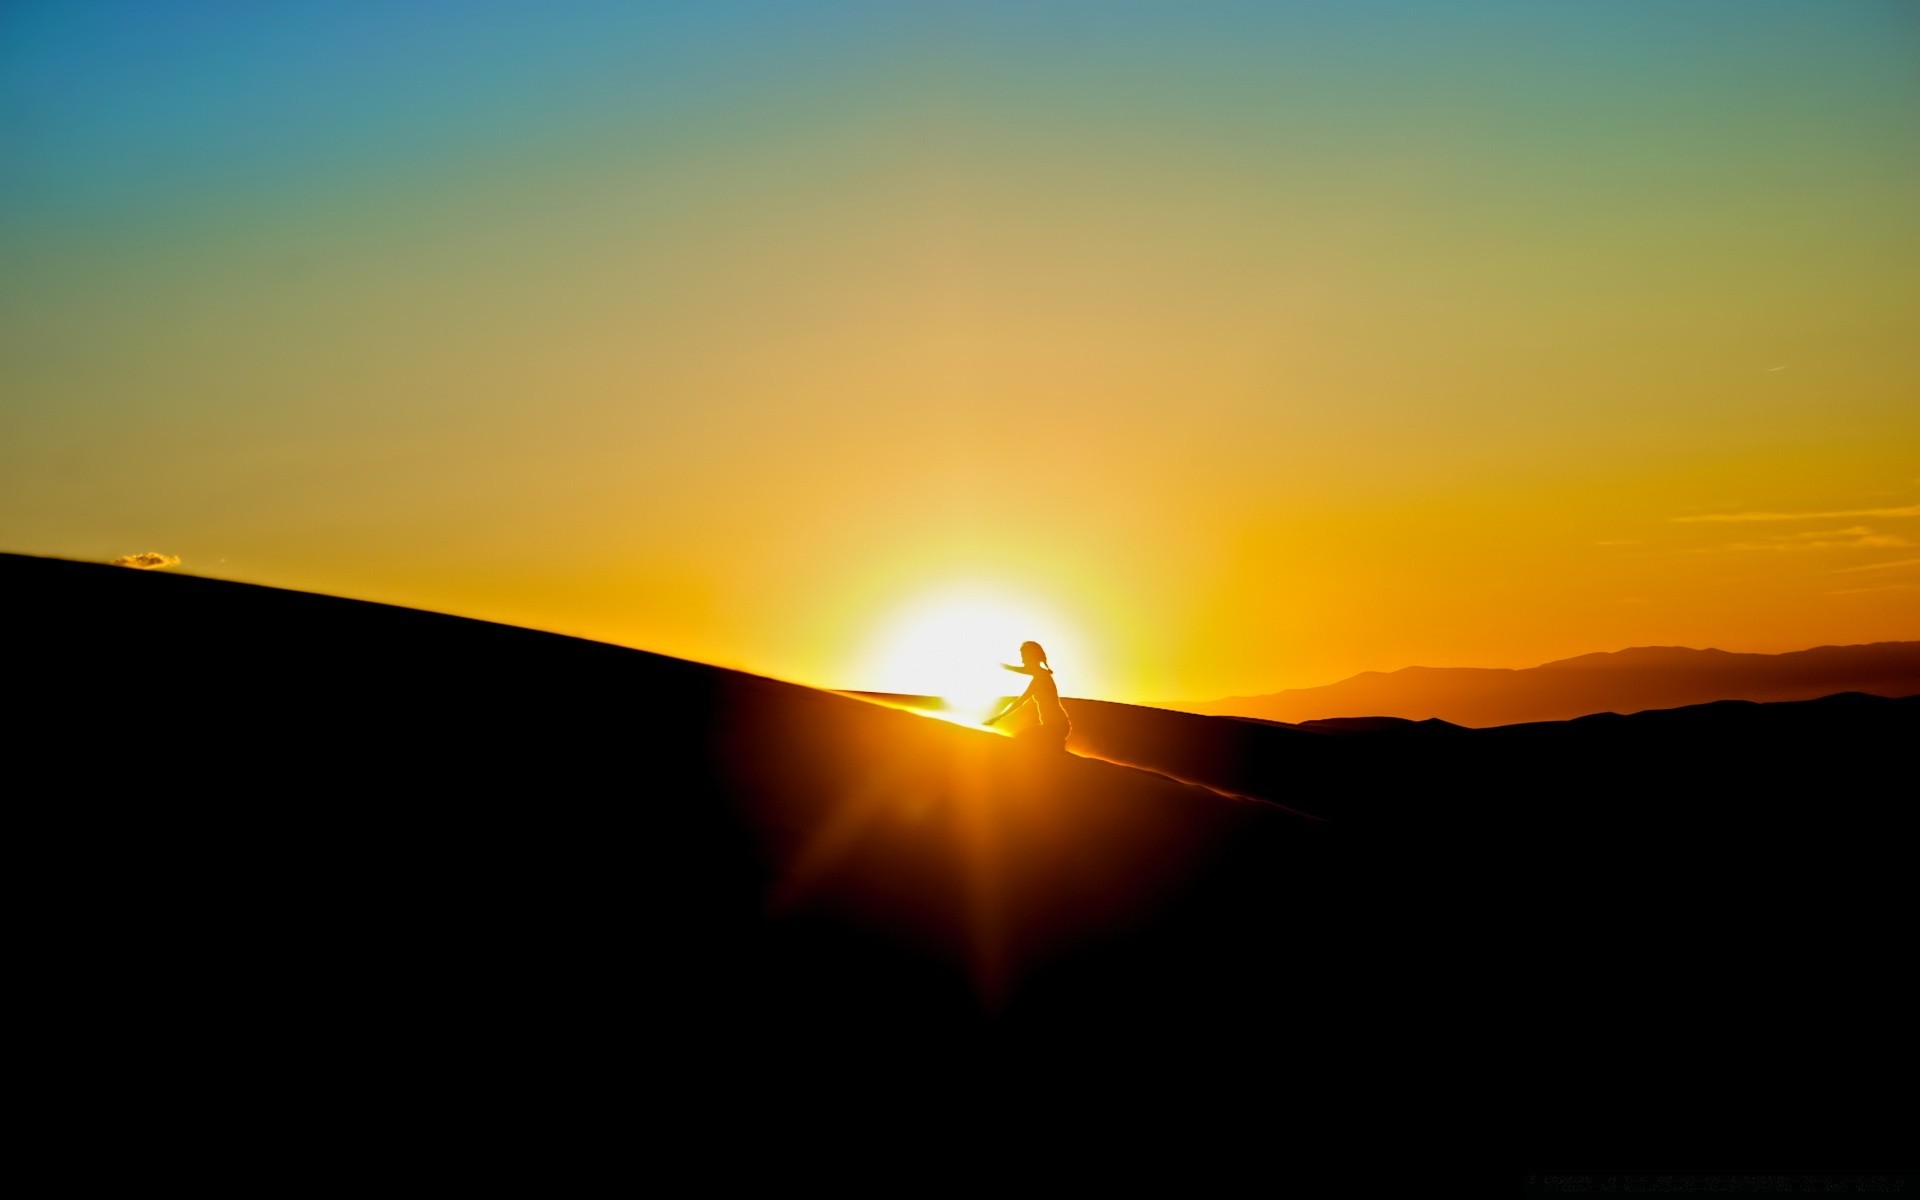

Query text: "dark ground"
[9, 552, 1912, 1165]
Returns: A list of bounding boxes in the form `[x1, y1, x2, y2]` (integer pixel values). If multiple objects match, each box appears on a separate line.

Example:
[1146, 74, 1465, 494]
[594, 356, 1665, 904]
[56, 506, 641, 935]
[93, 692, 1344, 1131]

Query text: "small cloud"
[1829, 582, 1920, 596]
[1765, 364, 1788, 372]
[110, 552, 180, 570]
[1832, 556, 1920, 575]
[1673, 503, 1920, 523]
[1697, 535, 1911, 555]
[1781, 526, 1872, 540]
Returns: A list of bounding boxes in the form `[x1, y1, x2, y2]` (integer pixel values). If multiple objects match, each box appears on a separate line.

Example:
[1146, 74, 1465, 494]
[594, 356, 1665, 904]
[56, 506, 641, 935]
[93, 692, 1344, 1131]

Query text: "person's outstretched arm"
[983, 681, 1035, 726]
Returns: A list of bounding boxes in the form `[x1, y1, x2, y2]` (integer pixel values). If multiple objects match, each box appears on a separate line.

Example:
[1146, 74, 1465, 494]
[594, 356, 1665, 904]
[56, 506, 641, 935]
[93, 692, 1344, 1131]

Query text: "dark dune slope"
[880, 689, 1916, 837]
[14, 551, 1913, 1151]
[9, 554, 1395, 1113]
[848, 684, 1917, 1154]
[1065, 689, 1916, 1079]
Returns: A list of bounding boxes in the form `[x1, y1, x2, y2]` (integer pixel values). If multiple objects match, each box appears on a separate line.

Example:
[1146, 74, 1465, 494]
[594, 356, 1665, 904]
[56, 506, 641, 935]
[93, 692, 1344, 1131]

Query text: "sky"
[4, 1, 1917, 702]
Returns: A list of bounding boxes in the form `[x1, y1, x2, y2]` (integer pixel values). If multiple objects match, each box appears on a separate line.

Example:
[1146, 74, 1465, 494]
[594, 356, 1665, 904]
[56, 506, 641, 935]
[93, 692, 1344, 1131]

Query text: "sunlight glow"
[861, 586, 1086, 724]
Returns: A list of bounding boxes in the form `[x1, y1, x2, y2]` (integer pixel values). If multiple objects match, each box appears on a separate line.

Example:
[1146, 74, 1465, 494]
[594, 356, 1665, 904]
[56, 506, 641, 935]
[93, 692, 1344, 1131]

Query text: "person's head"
[1019, 640, 1050, 672]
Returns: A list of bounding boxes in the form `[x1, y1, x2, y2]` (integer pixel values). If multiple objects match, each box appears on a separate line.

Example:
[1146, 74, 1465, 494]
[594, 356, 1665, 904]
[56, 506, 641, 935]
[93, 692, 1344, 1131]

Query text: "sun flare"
[862, 588, 1085, 724]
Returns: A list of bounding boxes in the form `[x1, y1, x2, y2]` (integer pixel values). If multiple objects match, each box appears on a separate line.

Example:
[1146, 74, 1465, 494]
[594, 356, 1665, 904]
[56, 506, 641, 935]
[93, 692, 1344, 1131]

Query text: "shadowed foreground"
[12, 552, 1913, 1156]
[12, 554, 1403, 1135]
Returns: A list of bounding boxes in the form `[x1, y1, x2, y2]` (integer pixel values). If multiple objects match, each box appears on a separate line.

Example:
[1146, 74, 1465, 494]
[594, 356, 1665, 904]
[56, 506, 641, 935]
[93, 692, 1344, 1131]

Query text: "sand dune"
[10, 554, 1388, 1098]
[860, 688, 1917, 829]
[12, 551, 1913, 1147]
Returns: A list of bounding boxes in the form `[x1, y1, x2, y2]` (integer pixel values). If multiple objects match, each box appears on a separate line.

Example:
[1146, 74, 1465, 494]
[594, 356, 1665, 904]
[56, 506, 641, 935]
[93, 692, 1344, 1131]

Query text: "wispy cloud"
[1829, 582, 1920, 596]
[1698, 534, 1911, 555]
[109, 552, 180, 570]
[1781, 526, 1872, 540]
[1820, 535, 1909, 549]
[1673, 503, 1920, 523]
[1831, 556, 1920, 575]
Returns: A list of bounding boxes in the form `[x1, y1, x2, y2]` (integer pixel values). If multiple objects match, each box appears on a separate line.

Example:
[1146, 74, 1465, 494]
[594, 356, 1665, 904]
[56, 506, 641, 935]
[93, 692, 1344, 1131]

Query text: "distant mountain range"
[1175, 642, 1920, 727]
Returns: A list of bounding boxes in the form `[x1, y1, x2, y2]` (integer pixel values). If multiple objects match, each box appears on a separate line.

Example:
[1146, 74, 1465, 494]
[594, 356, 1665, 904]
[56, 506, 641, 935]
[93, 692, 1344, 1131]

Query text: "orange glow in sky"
[861, 585, 1091, 717]
[3, 5, 1917, 702]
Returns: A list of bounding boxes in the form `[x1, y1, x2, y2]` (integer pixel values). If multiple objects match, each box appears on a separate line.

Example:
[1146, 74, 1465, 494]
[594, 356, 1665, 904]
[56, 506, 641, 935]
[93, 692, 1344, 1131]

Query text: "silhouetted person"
[984, 640, 1071, 752]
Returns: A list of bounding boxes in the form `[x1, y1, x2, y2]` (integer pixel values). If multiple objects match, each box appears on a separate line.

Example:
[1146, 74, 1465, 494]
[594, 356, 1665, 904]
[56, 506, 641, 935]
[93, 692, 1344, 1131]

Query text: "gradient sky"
[4, 1, 1917, 701]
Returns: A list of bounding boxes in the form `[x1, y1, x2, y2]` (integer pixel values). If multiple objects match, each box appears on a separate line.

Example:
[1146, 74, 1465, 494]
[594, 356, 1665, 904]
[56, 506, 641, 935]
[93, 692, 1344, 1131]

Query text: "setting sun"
[860, 587, 1087, 722]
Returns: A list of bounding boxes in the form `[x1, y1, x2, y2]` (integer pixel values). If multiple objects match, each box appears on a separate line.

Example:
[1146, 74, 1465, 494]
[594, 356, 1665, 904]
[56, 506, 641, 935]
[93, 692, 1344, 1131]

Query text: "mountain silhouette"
[1177, 642, 1920, 726]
